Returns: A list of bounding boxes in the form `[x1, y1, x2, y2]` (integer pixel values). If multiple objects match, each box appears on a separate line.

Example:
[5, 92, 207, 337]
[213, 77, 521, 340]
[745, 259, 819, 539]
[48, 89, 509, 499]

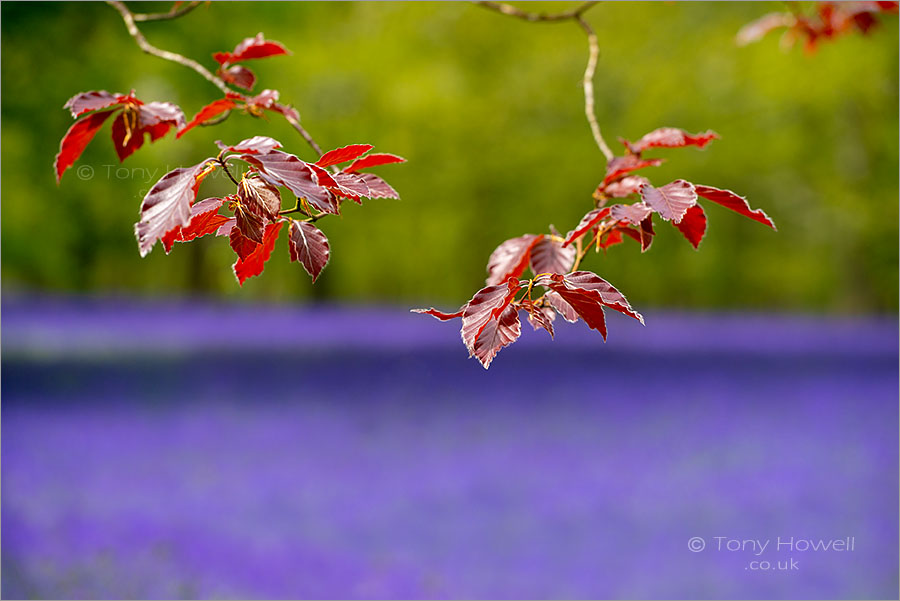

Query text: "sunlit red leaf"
[411, 307, 465, 321]
[529, 237, 575, 275]
[694, 184, 776, 230]
[357, 174, 399, 199]
[54, 110, 115, 183]
[219, 64, 256, 91]
[135, 160, 212, 257]
[598, 226, 625, 250]
[344, 153, 407, 172]
[460, 278, 522, 369]
[216, 136, 282, 155]
[288, 219, 330, 282]
[329, 172, 372, 203]
[242, 151, 336, 214]
[610, 202, 652, 225]
[624, 127, 719, 154]
[638, 216, 654, 252]
[535, 271, 643, 340]
[544, 290, 578, 323]
[603, 155, 664, 186]
[602, 175, 649, 199]
[177, 98, 238, 138]
[233, 221, 284, 285]
[229, 226, 260, 261]
[674, 204, 707, 249]
[234, 203, 266, 243]
[316, 144, 374, 169]
[110, 112, 146, 161]
[161, 197, 227, 253]
[564, 208, 610, 247]
[640, 180, 697, 223]
[485, 234, 544, 285]
[214, 33, 290, 66]
[519, 299, 555, 339]
[63, 90, 122, 118]
[238, 176, 282, 221]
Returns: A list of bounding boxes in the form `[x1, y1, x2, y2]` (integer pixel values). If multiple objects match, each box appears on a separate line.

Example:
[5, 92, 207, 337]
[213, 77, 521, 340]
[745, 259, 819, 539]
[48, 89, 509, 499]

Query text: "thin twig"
[106, 1, 327, 160]
[474, 1, 599, 22]
[132, 0, 203, 22]
[576, 16, 614, 162]
[474, 1, 614, 163]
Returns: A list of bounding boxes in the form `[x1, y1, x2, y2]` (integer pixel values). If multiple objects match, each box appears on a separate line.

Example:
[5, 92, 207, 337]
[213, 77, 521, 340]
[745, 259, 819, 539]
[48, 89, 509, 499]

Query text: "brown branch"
[106, 1, 327, 160]
[576, 16, 614, 162]
[474, 1, 599, 22]
[474, 1, 613, 163]
[132, 0, 203, 22]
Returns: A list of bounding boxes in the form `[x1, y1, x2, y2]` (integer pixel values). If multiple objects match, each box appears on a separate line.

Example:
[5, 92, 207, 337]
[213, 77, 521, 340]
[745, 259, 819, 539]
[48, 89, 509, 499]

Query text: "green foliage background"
[2, 1, 897, 312]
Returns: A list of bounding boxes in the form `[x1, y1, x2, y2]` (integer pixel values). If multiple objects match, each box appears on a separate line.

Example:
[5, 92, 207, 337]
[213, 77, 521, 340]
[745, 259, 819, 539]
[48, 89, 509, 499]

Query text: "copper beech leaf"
[519, 299, 555, 339]
[220, 64, 256, 91]
[213, 33, 290, 66]
[288, 219, 330, 282]
[316, 144, 374, 169]
[134, 160, 213, 257]
[358, 174, 400, 199]
[216, 136, 282, 155]
[610, 202, 653, 225]
[344, 153, 407, 172]
[674, 204, 708, 249]
[63, 90, 122, 118]
[242, 151, 336, 214]
[233, 221, 284, 285]
[54, 110, 115, 183]
[460, 278, 522, 369]
[602, 175, 649, 199]
[178, 99, 238, 138]
[535, 271, 643, 340]
[529, 237, 576, 275]
[411, 307, 465, 321]
[694, 184, 776, 230]
[638, 216, 655, 252]
[544, 290, 579, 323]
[564, 208, 610, 247]
[485, 234, 544, 285]
[640, 180, 697, 223]
[603, 155, 664, 186]
[161, 197, 227, 253]
[234, 203, 266, 244]
[238, 176, 282, 221]
[229, 226, 260, 261]
[625, 127, 718, 154]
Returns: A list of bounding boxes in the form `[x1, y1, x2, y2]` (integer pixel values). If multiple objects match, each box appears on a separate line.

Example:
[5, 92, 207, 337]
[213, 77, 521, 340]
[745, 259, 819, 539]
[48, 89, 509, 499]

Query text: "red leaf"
[603, 155, 664, 186]
[219, 64, 256, 91]
[535, 271, 643, 340]
[344, 153, 407, 172]
[234, 203, 266, 244]
[139, 101, 186, 131]
[54, 110, 115, 183]
[242, 151, 336, 214]
[529, 237, 576, 275]
[63, 90, 122, 118]
[598, 227, 626, 250]
[288, 219, 330, 282]
[485, 234, 544, 285]
[229, 226, 260, 261]
[673, 204, 707, 249]
[134, 160, 212, 257]
[238, 176, 282, 221]
[602, 175, 649, 199]
[694, 184, 776, 230]
[216, 136, 282, 155]
[214, 33, 290, 66]
[736, 12, 795, 46]
[161, 197, 227, 253]
[316, 144, 374, 168]
[564, 208, 610, 247]
[177, 98, 238, 138]
[233, 221, 284, 285]
[110, 112, 145, 161]
[357, 174, 400, 199]
[460, 278, 522, 369]
[519, 299, 555, 338]
[411, 307, 465, 321]
[640, 180, 697, 223]
[329, 172, 372, 203]
[638, 216, 654, 252]
[625, 127, 719, 154]
[610, 202, 652, 225]
[544, 290, 578, 323]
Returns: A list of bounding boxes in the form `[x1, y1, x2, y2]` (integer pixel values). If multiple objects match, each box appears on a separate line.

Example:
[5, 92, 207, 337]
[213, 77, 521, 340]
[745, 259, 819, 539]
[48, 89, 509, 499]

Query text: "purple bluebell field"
[2, 298, 898, 599]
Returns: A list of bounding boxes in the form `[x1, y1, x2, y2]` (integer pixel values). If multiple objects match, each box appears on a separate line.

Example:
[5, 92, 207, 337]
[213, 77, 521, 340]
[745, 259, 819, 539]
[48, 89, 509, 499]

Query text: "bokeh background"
[2, 2, 898, 599]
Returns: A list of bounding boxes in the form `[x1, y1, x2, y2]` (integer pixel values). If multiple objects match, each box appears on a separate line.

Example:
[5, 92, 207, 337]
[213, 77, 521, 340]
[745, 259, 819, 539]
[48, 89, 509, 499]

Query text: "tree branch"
[474, 1, 614, 163]
[132, 0, 203, 22]
[473, 1, 599, 22]
[106, 1, 328, 160]
[576, 16, 614, 162]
